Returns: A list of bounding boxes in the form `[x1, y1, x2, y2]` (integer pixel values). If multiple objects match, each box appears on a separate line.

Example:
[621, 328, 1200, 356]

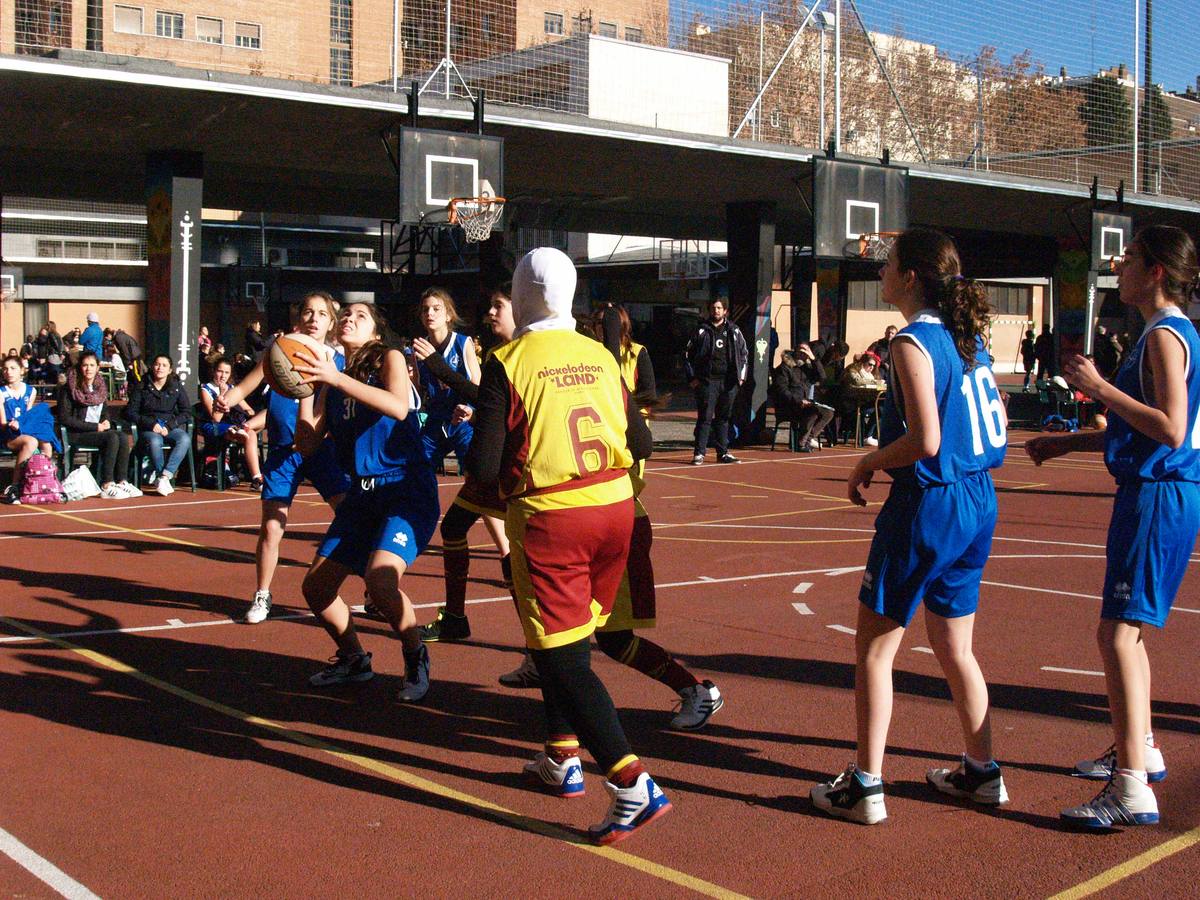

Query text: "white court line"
[827, 624, 856, 635]
[912, 646, 935, 654]
[1042, 666, 1105, 677]
[793, 582, 813, 594]
[0, 520, 333, 541]
[982, 580, 1101, 601]
[792, 602, 814, 616]
[0, 826, 100, 900]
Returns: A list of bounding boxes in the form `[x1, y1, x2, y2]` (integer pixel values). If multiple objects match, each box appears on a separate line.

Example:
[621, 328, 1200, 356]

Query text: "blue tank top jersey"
[1105, 307, 1200, 483]
[325, 375, 426, 479]
[1, 383, 35, 422]
[417, 331, 472, 420]
[266, 349, 344, 448]
[879, 310, 1007, 486]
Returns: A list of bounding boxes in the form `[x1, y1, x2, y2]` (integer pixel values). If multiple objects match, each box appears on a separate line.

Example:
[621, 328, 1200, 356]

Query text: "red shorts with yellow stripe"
[507, 494, 635, 650]
[455, 475, 506, 519]
[597, 499, 655, 632]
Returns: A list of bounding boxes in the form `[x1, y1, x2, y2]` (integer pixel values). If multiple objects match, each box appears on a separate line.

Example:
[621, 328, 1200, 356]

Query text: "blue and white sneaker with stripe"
[588, 773, 672, 845]
[1073, 743, 1166, 784]
[523, 752, 585, 798]
[1061, 773, 1159, 829]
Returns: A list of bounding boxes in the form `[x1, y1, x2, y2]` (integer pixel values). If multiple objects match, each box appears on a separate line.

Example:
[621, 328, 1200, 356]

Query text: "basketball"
[265, 332, 327, 399]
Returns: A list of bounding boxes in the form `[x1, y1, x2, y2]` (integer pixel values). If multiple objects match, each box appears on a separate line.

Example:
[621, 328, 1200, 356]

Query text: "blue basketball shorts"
[420, 416, 474, 464]
[859, 471, 998, 626]
[1102, 480, 1200, 628]
[316, 470, 440, 574]
[260, 441, 351, 505]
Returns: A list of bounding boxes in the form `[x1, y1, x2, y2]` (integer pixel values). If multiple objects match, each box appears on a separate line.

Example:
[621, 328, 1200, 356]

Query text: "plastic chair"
[58, 425, 102, 482]
[131, 422, 197, 492]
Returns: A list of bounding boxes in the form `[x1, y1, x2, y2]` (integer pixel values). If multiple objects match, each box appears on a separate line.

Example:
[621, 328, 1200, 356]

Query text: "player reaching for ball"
[467, 248, 669, 845]
[810, 228, 1008, 826]
[216, 292, 351, 624]
[1027, 226, 1200, 829]
[294, 302, 439, 701]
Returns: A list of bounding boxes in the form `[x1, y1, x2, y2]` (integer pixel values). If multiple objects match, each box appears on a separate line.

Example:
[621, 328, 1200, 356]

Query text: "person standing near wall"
[684, 298, 747, 465]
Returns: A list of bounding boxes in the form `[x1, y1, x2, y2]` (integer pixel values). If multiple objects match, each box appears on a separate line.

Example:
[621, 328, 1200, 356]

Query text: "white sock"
[856, 768, 882, 785]
[1116, 767, 1148, 785]
[1145, 732, 1156, 748]
[965, 754, 996, 772]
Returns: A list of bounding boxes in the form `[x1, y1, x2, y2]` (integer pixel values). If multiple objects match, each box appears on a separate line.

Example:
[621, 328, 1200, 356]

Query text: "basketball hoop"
[448, 196, 506, 243]
[846, 231, 902, 261]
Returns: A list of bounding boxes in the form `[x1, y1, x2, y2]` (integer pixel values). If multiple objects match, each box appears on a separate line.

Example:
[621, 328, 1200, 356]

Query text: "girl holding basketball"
[413, 287, 480, 468]
[810, 228, 1008, 825]
[1027, 226, 1200, 829]
[294, 302, 438, 702]
[216, 292, 350, 624]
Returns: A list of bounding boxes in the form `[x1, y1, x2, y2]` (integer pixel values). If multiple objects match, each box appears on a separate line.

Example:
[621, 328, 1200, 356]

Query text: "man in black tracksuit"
[684, 298, 748, 465]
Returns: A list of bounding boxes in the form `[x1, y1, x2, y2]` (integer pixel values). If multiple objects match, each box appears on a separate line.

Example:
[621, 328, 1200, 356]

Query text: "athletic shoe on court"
[1, 485, 19, 505]
[244, 590, 272, 625]
[309, 650, 374, 687]
[864, 437, 879, 447]
[1061, 773, 1159, 829]
[155, 474, 174, 497]
[418, 607, 470, 642]
[588, 773, 672, 845]
[1074, 743, 1166, 784]
[810, 765, 887, 825]
[523, 752, 586, 798]
[691, 453, 704, 466]
[117, 481, 142, 498]
[250, 475, 264, 492]
[398, 644, 431, 703]
[101, 483, 126, 499]
[670, 680, 724, 731]
[499, 652, 541, 688]
[717, 452, 740, 464]
[927, 757, 1009, 805]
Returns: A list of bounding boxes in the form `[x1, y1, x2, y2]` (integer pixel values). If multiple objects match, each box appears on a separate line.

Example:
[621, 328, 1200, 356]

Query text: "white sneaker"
[244, 590, 271, 624]
[117, 481, 143, 498]
[1061, 773, 1159, 829]
[691, 453, 705, 466]
[155, 474, 175, 497]
[1074, 742, 1166, 783]
[864, 437, 879, 447]
[100, 484, 125, 499]
[811, 764, 887, 825]
[808, 438, 820, 450]
[927, 756, 1009, 805]
[588, 772, 672, 845]
[671, 680, 724, 731]
[523, 752, 586, 798]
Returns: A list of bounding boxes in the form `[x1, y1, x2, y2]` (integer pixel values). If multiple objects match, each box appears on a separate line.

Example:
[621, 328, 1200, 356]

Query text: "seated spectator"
[820, 340, 850, 379]
[839, 353, 883, 445]
[198, 357, 262, 489]
[126, 354, 192, 497]
[58, 352, 139, 500]
[771, 349, 834, 452]
[1, 356, 60, 502]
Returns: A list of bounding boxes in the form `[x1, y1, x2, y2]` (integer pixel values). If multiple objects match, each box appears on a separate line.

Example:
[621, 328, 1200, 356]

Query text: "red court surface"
[2, 435, 1198, 898]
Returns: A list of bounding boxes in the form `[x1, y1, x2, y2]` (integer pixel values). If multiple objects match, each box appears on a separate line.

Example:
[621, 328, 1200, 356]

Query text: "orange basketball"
[265, 332, 327, 400]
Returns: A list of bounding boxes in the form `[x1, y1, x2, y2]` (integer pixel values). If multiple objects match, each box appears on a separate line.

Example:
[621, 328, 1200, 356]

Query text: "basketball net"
[449, 196, 506, 243]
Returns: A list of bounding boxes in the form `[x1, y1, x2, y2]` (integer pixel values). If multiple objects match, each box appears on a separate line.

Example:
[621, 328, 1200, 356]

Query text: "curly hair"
[893, 228, 991, 369]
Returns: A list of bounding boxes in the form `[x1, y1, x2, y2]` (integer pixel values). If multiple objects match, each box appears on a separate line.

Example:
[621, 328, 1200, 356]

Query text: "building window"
[234, 22, 261, 49]
[598, 21, 617, 38]
[544, 12, 563, 35]
[15, 0, 72, 51]
[155, 10, 183, 39]
[625, 25, 643, 42]
[847, 280, 885, 311]
[330, 0, 351, 45]
[481, 14, 493, 38]
[114, 5, 142, 35]
[196, 16, 222, 44]
[330, 47, 352, 85]
[570, 13, 591, 35]
[985, 284, 1030, 317]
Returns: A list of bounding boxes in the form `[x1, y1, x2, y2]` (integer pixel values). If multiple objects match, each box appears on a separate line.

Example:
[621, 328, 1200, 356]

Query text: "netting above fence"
[2, 0, 1197, 202]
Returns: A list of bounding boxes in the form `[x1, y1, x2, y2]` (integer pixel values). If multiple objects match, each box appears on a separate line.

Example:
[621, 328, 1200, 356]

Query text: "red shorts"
[597, 504, 656, 631]
[507, 497, 634, 649]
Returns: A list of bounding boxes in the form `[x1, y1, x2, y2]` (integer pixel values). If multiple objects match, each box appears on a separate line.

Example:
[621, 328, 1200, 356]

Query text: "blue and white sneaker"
[1061, 773, 1159, 829]
[588, 772, 672, 845]
[927, 756, 1009, 805]
[810, 764, 887, 825]
[523, 752, 585, 798]
[1074, 743, 1166, 784]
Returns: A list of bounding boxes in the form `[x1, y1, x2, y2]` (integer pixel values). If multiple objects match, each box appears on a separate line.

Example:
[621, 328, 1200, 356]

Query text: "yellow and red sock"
[545, 735, 580, 764]
[621, 635, 700, 694]
[442, 536, 470, 617]
[608, 755, 647, 788]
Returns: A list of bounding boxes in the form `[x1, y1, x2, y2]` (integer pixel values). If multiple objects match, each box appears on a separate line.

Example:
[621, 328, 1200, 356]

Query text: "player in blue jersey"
[1027, 226, 1200, 829]
[811, 228, 1009, 825]
[217, 292, 351, 624]
[414, 287, 480, 468]
[294, 302, 439, 702]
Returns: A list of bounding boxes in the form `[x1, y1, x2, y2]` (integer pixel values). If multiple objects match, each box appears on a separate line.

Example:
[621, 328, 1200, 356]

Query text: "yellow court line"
[1048, 824, 1200, 899]
[0, 617, 748, 900]
[30, 507, 255, 561]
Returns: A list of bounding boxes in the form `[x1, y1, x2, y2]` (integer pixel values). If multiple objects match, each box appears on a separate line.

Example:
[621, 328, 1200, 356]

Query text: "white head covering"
[512, 247, 577, 338]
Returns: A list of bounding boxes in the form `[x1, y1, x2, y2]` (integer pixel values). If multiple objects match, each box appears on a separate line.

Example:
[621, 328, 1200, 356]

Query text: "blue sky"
[678, 0, 1198, 94]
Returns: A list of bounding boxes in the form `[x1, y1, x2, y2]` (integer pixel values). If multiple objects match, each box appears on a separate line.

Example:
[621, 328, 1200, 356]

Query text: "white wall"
[587, 36, 729, 136]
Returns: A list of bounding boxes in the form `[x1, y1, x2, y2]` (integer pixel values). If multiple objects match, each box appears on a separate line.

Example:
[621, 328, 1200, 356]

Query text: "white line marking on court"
[825, 566, 865, 577]
[793, 582, 813, 594]
[912, 646, 935, 654]
[827, 624, 856, 635]
[661, 495, 694, 499]
[731, 494, 769, 498]
[982, 580, 1101, 600]
[0, 825, 101, 900]
[1174, 607, 1199, 614]
[166, 618, 185, 627]
[1042, 666, 1104, 677]
[697, 576, 715, 582]
[792, 602, 813, 615]
[0, 520, 333, 542]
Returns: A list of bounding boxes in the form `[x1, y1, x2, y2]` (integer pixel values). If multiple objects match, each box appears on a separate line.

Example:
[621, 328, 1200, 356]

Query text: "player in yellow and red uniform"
[466, 248, 670, 845]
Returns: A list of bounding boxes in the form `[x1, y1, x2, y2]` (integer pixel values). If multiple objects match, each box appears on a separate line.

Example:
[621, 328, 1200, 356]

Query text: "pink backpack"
[20, 453, 64, 505]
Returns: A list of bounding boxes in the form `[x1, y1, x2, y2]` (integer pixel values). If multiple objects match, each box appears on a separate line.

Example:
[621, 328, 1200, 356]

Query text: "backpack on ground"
[20, 453, 64, 505]
[201, 454, 238, 490]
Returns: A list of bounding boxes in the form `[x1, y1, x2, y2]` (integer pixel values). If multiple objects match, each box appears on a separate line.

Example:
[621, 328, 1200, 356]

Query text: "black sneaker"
[927, 757, 1009, 805]
[398, 644, 431, 702]
[309, 650, 374, 687]
[1, 484, 20, 505]
[419, 607, 471, 642]
[810, 764, 887, 824]
[717, 452, 740, 464]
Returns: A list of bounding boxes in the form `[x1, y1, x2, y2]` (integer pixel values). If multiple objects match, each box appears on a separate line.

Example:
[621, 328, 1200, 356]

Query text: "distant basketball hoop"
[657, 239, 726, 282]
[448, 195, 506, 243]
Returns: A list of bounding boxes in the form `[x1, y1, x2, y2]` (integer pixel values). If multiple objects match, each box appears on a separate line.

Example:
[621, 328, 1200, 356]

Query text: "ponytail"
[936, 276, 991, 370]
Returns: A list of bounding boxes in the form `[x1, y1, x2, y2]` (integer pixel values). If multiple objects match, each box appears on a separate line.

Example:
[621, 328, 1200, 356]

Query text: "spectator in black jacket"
[771, 347, 835, 451]
[126, 354, 192, 496]
[58, 352, 139, 499]
[684, 298, 749, 465]
[245, 320, 268, 360]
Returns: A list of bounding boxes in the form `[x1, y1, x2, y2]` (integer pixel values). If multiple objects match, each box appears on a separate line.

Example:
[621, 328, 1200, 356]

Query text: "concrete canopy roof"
[2, 53, 1199, 252]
